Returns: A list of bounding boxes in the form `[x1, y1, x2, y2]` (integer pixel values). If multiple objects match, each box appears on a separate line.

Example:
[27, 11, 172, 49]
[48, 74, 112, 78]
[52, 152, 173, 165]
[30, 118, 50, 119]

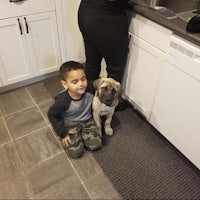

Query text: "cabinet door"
[25, 12, 61, 76]
[55, 0, 85, 63]
[0, 78, 3, 87]
[0, 18, 33, 85]
[123, 34, 165, 119]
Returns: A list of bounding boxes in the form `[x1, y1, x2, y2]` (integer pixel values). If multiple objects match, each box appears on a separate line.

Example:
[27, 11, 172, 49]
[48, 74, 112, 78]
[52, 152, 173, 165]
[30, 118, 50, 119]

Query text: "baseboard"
[0, 71, 59, 94]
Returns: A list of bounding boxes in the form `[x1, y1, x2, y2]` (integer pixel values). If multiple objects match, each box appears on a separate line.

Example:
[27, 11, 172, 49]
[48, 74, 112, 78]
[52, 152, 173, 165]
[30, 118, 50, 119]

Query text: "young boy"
[48, 61, 102, 158]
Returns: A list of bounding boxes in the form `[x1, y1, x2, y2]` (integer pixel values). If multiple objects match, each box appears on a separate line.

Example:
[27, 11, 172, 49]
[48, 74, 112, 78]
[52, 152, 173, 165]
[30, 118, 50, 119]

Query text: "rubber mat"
[92, 107, 200, 199]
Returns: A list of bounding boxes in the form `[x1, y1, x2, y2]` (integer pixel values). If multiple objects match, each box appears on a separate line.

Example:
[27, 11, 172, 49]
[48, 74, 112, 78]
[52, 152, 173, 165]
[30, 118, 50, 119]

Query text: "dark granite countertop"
[132, 4, 200, 46]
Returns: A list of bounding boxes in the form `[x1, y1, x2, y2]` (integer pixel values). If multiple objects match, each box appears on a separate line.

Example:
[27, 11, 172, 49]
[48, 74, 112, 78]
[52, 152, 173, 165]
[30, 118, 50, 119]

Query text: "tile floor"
[0, 76, 121, 199]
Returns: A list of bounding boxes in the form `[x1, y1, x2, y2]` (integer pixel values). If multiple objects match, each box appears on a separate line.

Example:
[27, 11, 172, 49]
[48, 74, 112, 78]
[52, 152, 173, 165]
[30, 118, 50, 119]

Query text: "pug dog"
[92, 78, 121, 136]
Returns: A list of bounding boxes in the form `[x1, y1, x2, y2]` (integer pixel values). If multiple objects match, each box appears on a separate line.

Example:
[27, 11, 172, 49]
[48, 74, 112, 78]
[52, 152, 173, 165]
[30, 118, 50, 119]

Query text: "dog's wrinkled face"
[93, 78, 121, 107]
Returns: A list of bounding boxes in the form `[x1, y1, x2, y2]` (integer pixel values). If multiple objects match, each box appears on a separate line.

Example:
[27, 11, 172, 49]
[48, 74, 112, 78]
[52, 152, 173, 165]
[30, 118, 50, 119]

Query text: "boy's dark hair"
[59, 61, 85, 81]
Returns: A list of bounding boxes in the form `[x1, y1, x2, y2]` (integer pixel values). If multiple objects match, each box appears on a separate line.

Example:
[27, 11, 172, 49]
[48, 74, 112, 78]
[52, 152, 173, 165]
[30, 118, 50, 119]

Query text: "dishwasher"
[150, 34, 200, 169]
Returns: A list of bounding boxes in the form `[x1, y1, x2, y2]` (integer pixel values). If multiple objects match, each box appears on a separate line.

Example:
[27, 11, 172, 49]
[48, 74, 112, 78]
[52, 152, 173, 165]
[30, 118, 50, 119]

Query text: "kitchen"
[0, 0, 200, 199]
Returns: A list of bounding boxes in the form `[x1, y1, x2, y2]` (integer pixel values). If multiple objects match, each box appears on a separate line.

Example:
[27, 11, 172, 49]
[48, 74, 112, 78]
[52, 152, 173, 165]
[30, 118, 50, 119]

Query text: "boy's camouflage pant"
[62, 118, 102, 158]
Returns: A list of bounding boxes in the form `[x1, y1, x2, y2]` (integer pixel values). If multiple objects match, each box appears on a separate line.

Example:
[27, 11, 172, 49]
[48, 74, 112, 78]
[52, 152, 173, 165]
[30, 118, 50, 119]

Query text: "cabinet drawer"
[0, 0, 55, 19]
[129, 14, 172, 52]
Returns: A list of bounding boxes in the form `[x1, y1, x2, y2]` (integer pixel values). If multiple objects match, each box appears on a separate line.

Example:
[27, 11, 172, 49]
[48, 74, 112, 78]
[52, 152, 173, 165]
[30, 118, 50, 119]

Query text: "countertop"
[131, 3, 200, 46]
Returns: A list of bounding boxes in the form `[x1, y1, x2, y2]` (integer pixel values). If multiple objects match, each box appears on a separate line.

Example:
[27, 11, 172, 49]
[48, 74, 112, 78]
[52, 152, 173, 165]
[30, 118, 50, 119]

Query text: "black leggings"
[78, 4, 129, 83]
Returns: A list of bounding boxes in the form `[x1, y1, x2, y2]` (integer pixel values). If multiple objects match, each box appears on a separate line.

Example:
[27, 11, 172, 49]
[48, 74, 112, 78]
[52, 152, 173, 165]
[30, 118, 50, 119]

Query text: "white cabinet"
[149, 35, 200, 169]
[123, 34, 165, 119]
[55, 0, 85, 63]
[0, 17, 33, 85]
[0, 11, 61, 86]
[0, 0, 55, 19]
[122, 14, 172, 119]
[25, 12, 61, 76]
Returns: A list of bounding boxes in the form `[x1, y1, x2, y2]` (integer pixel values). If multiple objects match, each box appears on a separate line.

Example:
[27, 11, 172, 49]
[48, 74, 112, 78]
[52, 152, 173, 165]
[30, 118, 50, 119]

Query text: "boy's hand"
[61, 135, 71, 146]
[61, 128, 76, 146]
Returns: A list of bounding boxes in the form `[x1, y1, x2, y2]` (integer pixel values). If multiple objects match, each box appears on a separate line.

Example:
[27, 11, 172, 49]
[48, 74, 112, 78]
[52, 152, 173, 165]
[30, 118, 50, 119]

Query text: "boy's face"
[61, 69, 87, 99]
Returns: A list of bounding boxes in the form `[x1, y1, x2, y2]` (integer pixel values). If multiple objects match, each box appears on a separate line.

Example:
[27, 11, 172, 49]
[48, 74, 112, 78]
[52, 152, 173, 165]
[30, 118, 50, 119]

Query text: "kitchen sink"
[147, 0, 198, 18]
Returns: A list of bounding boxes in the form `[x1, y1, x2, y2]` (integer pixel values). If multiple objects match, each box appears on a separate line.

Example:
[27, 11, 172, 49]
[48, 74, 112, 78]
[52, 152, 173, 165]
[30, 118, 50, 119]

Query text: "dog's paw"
[105, 127, 113, 136]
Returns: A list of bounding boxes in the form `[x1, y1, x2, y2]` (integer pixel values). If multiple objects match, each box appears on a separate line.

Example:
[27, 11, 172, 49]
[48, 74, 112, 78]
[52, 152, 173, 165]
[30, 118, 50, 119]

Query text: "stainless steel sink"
[147, 0, 198, 18]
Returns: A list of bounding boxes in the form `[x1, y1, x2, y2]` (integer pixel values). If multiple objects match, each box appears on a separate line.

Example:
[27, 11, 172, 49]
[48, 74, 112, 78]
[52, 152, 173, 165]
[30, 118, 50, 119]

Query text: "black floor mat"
[92, 107, 200, 199]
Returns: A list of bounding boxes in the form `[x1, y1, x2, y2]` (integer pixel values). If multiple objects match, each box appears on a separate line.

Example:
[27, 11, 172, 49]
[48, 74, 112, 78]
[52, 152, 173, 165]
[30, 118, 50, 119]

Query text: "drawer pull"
[17, 18, 23, 35]
[10, 0, 24, 2]
[24, 17, 29, 34]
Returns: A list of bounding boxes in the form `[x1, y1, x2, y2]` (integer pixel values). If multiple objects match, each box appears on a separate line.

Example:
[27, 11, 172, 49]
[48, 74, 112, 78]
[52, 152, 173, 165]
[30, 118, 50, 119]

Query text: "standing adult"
[78, 0, 132, 83]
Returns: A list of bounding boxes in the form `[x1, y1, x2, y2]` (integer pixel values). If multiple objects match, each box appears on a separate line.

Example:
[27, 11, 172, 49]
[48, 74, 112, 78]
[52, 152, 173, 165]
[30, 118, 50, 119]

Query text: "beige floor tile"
[84, 171, 121, 200]
[0, 172, 31, 199]
[70, 151, 121, 199]
[0, 109, 3, 118]
[0, 118, 10, 145]
[5, 107, 47, 139]
[0, 142, 23, 181]
[27, 82, 53, 104]
[27, 153, 90, 199]
[14, 127, 62, 169]
[38, 99, 53, 122]
[43, 75, 63, 98]
[0, 87, 34, 116]
[69, 152, 102, 183]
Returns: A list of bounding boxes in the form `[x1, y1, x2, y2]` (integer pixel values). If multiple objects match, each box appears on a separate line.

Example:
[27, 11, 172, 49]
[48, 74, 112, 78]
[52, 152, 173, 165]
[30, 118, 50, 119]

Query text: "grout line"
[25, 151, 64, 172]
[2, 117, 13, 142]
[25, 86, 49, 125]
[64, 153, 93, 200]
[3, 105, 36, 117]
[0, 86, 36, 117]
[38, 98, 53, 105]
[13, 126, 49, 141]
[2, 116, 26, 171]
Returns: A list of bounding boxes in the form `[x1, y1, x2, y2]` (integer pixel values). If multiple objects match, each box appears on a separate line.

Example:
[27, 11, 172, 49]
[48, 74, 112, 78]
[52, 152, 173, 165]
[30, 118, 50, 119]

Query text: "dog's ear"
[116, 82, 122, 96]
[93, 78, 102, 90]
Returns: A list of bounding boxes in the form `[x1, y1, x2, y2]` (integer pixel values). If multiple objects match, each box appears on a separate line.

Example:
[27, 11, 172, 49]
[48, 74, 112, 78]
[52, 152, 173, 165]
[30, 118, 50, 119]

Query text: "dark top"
[48, 83, 95, 138]
[80, 0, 131, 14]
